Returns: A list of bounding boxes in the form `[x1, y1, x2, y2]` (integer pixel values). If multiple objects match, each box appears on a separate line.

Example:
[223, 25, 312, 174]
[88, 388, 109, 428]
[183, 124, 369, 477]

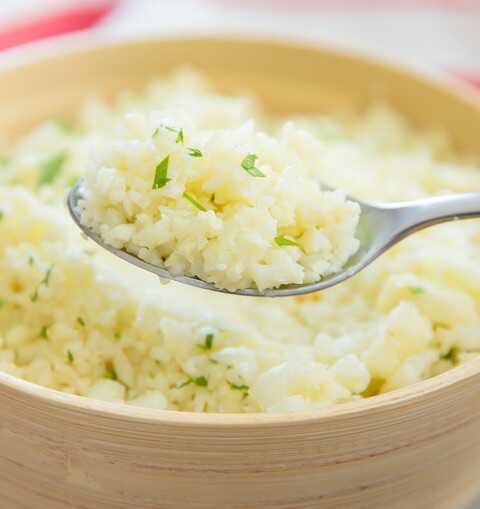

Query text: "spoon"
[68, 182, 480, 298]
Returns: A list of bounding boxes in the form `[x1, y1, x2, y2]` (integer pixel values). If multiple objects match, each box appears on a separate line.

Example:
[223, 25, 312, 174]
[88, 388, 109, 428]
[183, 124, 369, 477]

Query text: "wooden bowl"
[1, 37, 480, 509]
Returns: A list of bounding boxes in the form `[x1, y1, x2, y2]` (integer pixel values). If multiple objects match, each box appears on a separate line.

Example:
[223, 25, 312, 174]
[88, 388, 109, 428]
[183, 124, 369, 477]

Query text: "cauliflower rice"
[0, 69, 480, 412]
[78, 107, 360, 291]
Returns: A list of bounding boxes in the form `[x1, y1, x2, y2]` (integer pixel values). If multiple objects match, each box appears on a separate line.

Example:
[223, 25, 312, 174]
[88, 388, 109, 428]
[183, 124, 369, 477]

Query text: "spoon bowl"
[68, 181, 480, 297]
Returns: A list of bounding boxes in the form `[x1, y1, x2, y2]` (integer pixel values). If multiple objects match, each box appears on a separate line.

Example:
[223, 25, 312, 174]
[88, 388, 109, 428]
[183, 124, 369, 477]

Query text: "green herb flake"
[178, 376, 208, 389]
[157, 124, 185, 144]
[28, 256, 34, 266]
[152, 156, 171, 189]
[37, 152, 68, 187]
[114, 331, 121, 340]
[0, 210, 4, 222]
[208, 358, 219, 364]
[77, 317, 85, 327]
[40, 326, 49, 341]
[193, 376, 208, 387]
[228, 381, 249, 399]
[0, 155, 9, 166]
[0, 298, 6, 309]
[30, 264, 54, 302]
[228, 382, 249, 391]
[67, 350, 74, 364]
[199, 333, 214, 350]
[408, 286, 426, 295]
[31, 265, 54, 302]
[442, 348, 456, 362]
[152, 127, 159, 138]
[176, 128, 184, 144]
[183, 192, 207, 212]
[187, 147, 203, 158]
[178, 378, 192, 389]
[241, 153, 265, 178]
[42, 265, 54, 286]
[274, 236, 300, 248]
[104, 367, 118, 381]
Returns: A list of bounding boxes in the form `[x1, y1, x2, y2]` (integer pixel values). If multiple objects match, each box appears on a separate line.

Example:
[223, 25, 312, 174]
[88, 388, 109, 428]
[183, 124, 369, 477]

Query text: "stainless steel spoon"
[68, 182, 480, 298]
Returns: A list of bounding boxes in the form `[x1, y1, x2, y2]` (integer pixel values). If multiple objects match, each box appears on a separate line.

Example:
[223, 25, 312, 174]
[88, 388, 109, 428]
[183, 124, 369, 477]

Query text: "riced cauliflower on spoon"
[77, 115, 360, 291]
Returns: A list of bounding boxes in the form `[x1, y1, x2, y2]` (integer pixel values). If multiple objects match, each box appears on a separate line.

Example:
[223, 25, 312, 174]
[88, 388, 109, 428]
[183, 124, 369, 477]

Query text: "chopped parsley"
[104, 365, 118, 380]
[228, 382, 249, 391]
[408, 286, 426, 295]
[187, 147, 203, 158]
[178, 376, 208, 388]
[193, 376, 208, 387]
[241, 154, 265, 177]
[176, 128, 184, 144]
[274, 236, 300, 248]
[442, 348, 456, 361]
[199, 333, 214, 350]
[114, 331, 121, 340]
[228, 381, 249, 399]
[152, 156, 171, 189]
[28, 256, 34, 266]
[67, 350, 74, 363]
[152, 127, 159, 137]
[42, 265, 54, 286]
[158, 124, 184, 144]
[0, 298, 6, 308]
[40, 326, 49, 341]
[30, 265, 54, 302]
[77, 317, 85, 327]
[183, 192, 207, 212]
[37, 152, 67, 187]
[0, 210, 4, 221]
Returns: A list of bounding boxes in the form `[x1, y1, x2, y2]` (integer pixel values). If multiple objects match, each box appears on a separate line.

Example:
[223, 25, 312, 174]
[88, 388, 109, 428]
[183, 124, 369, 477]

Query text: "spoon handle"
[388, 193, 480, 236]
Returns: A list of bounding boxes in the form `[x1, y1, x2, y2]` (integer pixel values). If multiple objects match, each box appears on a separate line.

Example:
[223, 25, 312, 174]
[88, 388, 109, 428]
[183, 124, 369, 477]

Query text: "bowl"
[1, 36, 480, 509]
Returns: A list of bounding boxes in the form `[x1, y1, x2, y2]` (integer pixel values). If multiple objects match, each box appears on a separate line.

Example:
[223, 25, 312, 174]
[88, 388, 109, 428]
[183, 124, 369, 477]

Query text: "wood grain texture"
[0, 37, 480, 509]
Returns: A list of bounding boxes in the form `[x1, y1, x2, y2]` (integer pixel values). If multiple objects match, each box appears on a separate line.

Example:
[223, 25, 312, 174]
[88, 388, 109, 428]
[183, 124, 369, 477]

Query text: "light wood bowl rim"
[1, 34, 480, 426]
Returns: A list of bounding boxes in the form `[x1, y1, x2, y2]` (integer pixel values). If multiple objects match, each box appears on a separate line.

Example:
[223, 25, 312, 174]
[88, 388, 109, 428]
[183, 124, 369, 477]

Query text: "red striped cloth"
[0, 1, 118, 51]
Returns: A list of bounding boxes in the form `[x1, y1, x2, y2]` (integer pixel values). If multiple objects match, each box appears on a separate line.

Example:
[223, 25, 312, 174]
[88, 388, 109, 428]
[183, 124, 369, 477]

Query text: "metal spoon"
[68, 182, 480, 298]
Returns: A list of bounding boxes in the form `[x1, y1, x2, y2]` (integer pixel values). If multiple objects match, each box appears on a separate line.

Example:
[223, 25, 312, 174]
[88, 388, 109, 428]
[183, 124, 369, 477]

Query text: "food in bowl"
[0, 69, 479, 413]
[77, 107, 360, 291]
